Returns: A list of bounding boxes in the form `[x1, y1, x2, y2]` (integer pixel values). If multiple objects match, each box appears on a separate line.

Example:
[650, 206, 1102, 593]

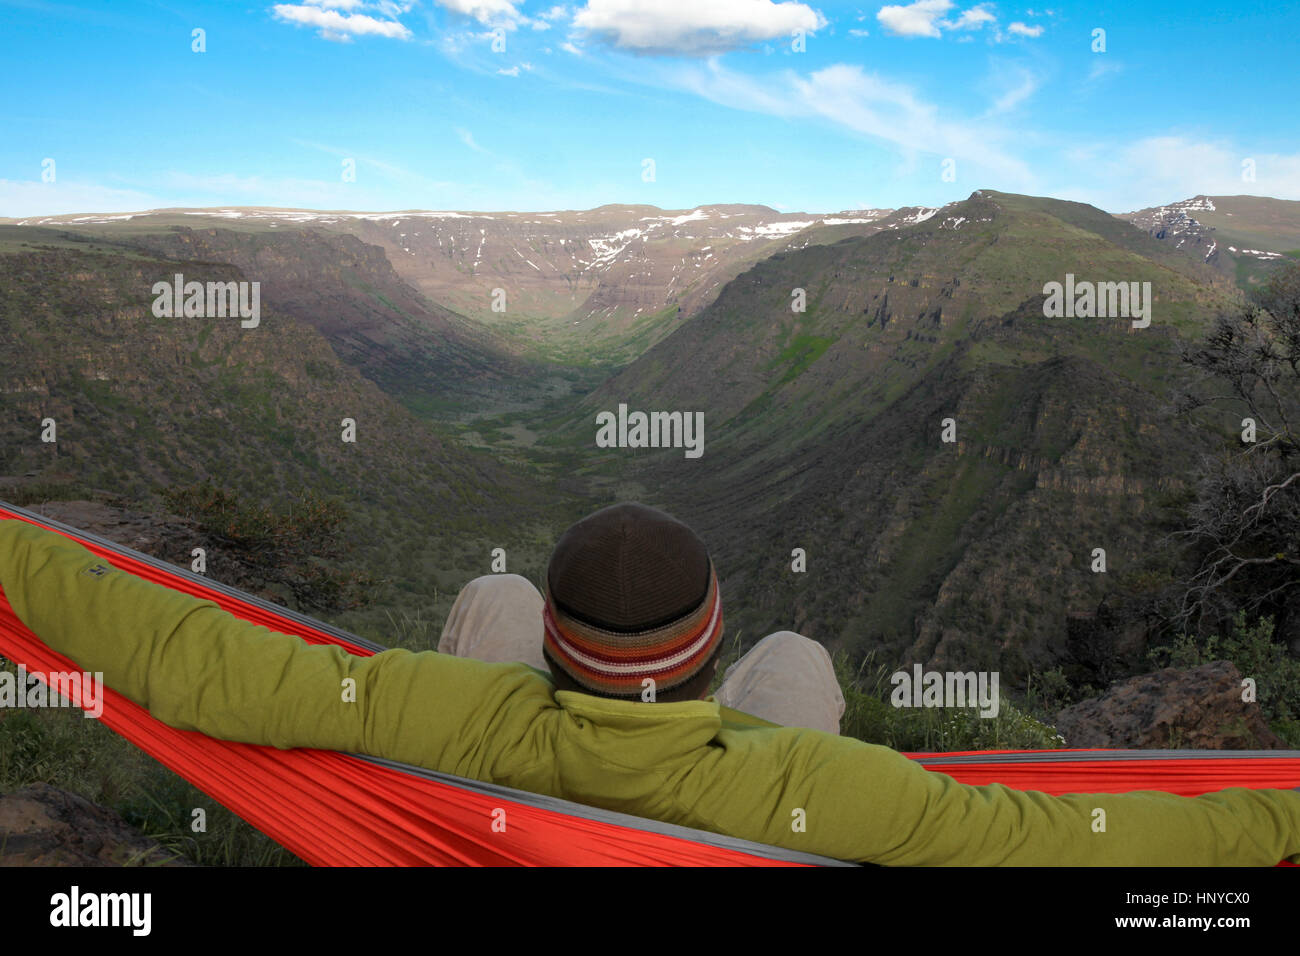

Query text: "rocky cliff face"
[1119, 196, 1227, 268]
[12, 204, 930, 363]
[118, 226, 532, 409]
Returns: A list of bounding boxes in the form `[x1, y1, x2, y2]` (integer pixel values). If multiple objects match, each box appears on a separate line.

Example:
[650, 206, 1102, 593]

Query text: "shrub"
[1147, 611, 1300, 745]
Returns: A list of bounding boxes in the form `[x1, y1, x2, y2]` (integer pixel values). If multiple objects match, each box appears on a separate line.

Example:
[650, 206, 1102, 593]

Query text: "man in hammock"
[2, 509, 1299, 866]
[436, 502, 844, 734]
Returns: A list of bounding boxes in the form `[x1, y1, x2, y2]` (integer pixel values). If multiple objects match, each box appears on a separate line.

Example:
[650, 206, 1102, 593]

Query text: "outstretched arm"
[699, 717, 1300, 865]
[0, 519, 552, 780]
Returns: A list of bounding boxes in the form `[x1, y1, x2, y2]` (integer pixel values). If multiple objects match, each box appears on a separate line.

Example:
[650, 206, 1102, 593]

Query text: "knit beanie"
[542, 502, 723, 699]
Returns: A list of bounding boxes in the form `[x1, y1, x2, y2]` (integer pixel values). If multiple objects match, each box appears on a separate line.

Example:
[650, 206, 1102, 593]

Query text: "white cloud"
[849, 27, 870, 37]
[1007, 21, 1043, 37]
[561, 40, 583, 54]
[572, 0, 826, 55]
[947, 4, 995, 29]
[878, 1, 1021, 39]
[1107, 137, 1300, 209]
[434, 0, 530, 29]
[271, 3, 412, 40]
[876, 0, 952, 38]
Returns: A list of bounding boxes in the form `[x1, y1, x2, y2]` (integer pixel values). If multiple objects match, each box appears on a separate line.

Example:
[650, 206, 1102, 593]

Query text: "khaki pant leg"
[437, 574, 548, 671]
[714, 631, 845, 735]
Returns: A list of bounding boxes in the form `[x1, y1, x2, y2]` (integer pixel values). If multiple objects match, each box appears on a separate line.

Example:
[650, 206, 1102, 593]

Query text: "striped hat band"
[543, 566, 723, 698]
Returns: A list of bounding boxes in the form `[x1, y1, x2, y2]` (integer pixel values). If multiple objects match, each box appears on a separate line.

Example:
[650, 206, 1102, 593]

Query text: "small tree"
[1172, 260, 1300, 646]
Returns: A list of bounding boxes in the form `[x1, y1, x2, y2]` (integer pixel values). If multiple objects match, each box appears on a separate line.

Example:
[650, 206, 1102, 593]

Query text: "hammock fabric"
[1, 501, 1298, 867]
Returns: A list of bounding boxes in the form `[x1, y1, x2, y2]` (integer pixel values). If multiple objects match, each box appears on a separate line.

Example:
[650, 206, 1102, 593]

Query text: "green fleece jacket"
[3, 519, 1299, 865]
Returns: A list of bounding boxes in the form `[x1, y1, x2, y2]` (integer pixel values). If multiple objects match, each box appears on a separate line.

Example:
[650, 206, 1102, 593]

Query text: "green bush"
[834, 650, 1065, 751]
[708, 639, 1065, 752]
[1147, 612, 1300, 746]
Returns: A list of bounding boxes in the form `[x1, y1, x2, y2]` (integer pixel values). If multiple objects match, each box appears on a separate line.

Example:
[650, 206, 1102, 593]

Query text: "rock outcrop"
[23, 498, 200, 565]
[1055, 661, 1283, 749]
[0, 784, 191, 866]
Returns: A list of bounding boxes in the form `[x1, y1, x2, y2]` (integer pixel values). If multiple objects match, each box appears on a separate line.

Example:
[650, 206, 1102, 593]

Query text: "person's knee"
[458, 573, 542, 605]
[760, 630, 817, 648]
[717, 630, 844, 733]
[441, 574, 546, 665]
[723, 630, 836, 685]
[752, 630, 833, 666]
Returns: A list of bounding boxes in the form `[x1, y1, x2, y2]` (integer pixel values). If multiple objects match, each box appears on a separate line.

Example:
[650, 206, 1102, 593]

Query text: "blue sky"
[1, 0, 1297, 217]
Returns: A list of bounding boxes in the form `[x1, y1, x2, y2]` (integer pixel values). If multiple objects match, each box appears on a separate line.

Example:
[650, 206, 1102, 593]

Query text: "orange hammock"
[1, 502, 1298, 866]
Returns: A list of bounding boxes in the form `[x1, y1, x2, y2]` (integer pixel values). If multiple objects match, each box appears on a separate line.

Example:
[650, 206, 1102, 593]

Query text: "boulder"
[0, 783, 191, 866]
[1055, 660, 1283, 749]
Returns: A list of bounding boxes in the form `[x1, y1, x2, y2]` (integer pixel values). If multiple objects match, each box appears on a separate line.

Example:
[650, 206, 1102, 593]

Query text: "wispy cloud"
[159, 170, 352, 205]
[290, 139, 461, 194]
[660, 58, 1033, 182]
[533, 4, 569, 29]
[985, 62, 1041, 114]
[949, 4, 995, 30]
[271, 1, 413, 42]
[455, 128, 487, 152]
[1085, 58, 1123, 83]
[434, 0, 532, 30]
[876, 1, 1044, 42]
[1103, 137, 1300, 210]
[1007, 22, 1043, 37]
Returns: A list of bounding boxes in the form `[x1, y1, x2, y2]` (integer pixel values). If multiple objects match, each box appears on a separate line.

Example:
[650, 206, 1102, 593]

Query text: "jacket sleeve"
[704, 725, 1300, 865]
[0, 520, 550, 780]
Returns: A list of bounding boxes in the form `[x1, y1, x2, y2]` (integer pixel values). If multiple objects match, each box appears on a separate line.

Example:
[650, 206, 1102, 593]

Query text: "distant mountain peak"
[1118, 195, 1300, 281]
